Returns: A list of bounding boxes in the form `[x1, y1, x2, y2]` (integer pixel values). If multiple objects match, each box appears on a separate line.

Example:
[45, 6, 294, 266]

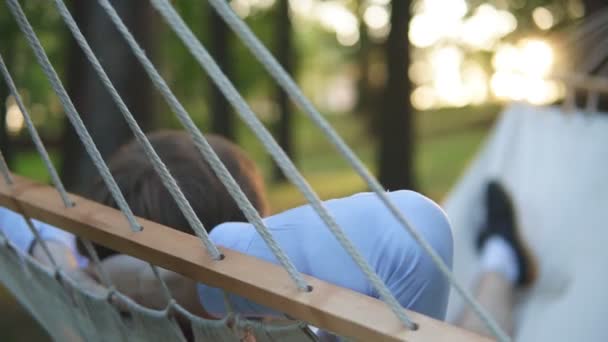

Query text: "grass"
[1, 104, 500, 341]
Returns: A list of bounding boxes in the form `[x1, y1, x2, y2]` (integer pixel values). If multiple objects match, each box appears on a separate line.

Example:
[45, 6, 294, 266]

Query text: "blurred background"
[0, 0, 602, 340]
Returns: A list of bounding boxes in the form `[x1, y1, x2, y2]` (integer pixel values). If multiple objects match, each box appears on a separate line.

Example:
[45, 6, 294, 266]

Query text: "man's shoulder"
[209, 222, 256, 253]
[348, 191, 453, 269]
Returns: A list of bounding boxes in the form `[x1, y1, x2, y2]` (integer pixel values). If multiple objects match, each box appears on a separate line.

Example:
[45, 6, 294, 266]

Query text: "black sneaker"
[476, 181, 537, 287]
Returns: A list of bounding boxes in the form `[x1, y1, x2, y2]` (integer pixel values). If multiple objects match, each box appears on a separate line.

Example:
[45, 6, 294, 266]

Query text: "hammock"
[444, 103, 608, 341]
[0, 233, 314, 342]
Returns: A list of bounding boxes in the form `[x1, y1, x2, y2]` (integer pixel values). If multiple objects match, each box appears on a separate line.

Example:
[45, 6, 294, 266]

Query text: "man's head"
[81, 130, 268, 259]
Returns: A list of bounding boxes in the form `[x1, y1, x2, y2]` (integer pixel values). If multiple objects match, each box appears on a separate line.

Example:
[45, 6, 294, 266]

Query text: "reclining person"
[457, 181, 537, 338]
[0, 131, 453, 327]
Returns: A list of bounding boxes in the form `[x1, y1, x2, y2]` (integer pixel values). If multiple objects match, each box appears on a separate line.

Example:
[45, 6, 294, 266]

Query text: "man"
[0, 130, 453, 334]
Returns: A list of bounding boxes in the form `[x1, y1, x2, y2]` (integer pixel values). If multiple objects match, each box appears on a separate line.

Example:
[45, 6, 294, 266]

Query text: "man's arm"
[31, 239, 79, 269]
[0, 207, 87, 266]
[30, 240, 106, 294]
[0, 207, 103, 293]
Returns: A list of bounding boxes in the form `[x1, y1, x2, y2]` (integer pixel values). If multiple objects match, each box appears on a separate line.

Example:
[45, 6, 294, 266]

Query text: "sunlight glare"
[490, 72, 527, 101]
[409, 60, 433, 84]
[492, 44, 520, 71]
[431, 46, 469, 107]
[317, 2, 359, 46]
[532, 7, 554, 30]
[411, 86, 437, 110]
[337, 29, 360, 46]
[409, 14, 441, 48]
[420, 0, 468, 19]
[289, 0, 314, 18]
[5, 98, 24, 136]
[249, 0, 275, 10]
[462, 62, 489, 104]
[409, 0, 468, 48]
[489, 39, 556, 103]
[519, 39, 553, 77]
[364, 5, 389, 30]
[231, 0, 251, 18]
[461, 4, 517, 50]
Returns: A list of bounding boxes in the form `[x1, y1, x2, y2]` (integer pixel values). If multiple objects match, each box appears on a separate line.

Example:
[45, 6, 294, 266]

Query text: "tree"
[61, 0, 156, 193]
[272, 0, 294, 182]
[355, 0, 383, 125]
[583, 0, 606, 14]
[0, 13, 17, 166]
[377, 0, 414, 190]
[208, 6, 235, 140]
[0, 53, 12, 166]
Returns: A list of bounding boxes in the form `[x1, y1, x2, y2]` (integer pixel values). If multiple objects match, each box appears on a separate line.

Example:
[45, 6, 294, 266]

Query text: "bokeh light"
[286, 0, 567, 110]
[408, 0, 561, 109]
[231, 0, 276, 18]
[5, 96, 24, 136]
[533, 7, 555, 30]
[490, 39, 559, 104]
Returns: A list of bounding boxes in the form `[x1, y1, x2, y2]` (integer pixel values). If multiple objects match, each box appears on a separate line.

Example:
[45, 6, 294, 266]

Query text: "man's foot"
[476, 181, 537, 287]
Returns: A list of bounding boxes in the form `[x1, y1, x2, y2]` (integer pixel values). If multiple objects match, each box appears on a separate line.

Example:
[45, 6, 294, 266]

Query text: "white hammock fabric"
[444, 103, 608, 341]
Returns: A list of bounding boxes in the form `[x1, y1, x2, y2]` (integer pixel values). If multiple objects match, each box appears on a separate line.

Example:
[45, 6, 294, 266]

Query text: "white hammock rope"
[150, 0, 423, 331]
[5, 0, 142, 233]
[2, 7, 317, 341]
[1, 20, 241, 336]
[0, 147, 60, 270]
[0, 52, 124, 296]
[0, 61, 125, 305]
[2, 1, 313, 333]
[92, 0, 311, 291]
[14, 0, 234, 315]
[0, 0, 514, 340]
[49, 0, 228, 262]
[64, 0, 310, 290]
[149, 262, 174, 304]
[0, 150, 12, 186]
[203, 1, 509, 340]
[79, 238, 115, 288]
[0, 54, 73, 208]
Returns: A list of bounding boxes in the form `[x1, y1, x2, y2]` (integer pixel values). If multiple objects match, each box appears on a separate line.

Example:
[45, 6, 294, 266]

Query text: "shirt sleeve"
[0, 207, 89, 267]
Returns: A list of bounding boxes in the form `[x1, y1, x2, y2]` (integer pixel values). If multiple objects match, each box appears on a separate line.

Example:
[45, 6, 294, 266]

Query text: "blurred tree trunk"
[356, 2, 384, 136]
[208, 7, 234, 140]
[61, 0, 156, 194]
[272, 0, 294, 182]
[356, 2, 372, 117]
[377, 0, 414, 190]
[584, 0, 606, 14]
[0, 41, 13, 166]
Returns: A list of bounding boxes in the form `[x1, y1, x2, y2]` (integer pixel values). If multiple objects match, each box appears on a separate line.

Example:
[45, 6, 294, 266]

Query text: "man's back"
[199, 191, 453, 320]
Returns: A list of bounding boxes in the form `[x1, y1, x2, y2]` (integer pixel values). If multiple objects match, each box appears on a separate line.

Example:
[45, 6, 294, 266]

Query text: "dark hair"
[79, 130, 269, 260]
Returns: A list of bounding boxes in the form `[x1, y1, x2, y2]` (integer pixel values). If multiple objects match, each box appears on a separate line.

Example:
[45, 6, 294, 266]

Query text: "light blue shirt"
[198, 191, 453, 320]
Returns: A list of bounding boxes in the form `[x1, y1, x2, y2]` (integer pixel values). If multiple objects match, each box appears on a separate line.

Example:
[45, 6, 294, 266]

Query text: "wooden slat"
[0, 175, 490, 342]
